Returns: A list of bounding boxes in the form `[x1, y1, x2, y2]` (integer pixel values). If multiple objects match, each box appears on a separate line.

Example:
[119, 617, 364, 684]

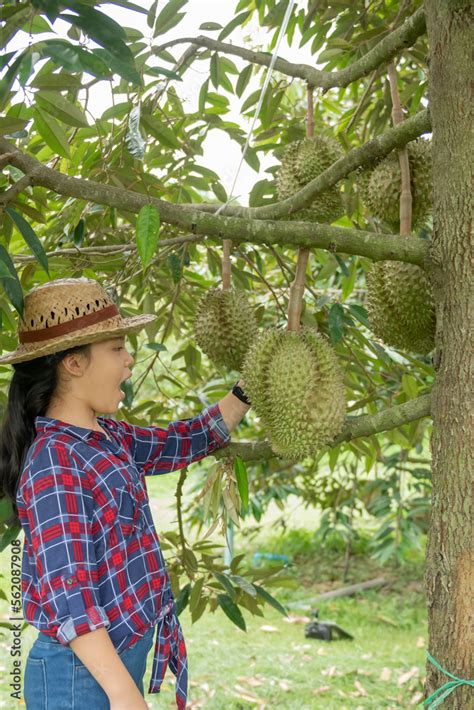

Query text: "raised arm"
[116, 402, 231, 476]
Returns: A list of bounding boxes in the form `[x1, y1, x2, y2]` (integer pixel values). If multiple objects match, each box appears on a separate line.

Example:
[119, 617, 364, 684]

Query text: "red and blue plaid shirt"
[15, 403, 231, 709]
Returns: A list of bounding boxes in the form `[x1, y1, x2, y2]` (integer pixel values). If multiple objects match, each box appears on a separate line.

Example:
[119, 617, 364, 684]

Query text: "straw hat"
[0, 277, 158, 365]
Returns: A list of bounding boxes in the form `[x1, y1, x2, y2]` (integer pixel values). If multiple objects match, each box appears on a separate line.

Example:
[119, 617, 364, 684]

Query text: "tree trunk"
[423, 2, 473, 707]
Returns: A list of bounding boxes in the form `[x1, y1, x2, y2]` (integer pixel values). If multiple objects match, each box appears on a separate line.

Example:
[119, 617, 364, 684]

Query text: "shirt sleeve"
[116, 402, 231, 476]
[22, 442, 110, 646]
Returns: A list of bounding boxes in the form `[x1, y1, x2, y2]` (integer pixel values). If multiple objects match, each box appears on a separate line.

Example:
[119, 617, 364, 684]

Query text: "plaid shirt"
[16, 403, 231, 709]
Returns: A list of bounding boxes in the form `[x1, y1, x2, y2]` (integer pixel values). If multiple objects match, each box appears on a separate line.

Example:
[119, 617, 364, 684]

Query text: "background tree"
[0, 1, 471, 705]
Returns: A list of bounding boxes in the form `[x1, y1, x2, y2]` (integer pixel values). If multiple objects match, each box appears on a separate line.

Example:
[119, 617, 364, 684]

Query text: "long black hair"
[0, 343, 92, 528]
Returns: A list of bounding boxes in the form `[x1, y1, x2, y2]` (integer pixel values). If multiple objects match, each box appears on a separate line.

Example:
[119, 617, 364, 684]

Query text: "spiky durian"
[358, 138, 432, 230]
[242, 326, 346, 459]
[194, 288, 258, 370]
[276, 135, 345, 224]
[366, 256, 436, 354]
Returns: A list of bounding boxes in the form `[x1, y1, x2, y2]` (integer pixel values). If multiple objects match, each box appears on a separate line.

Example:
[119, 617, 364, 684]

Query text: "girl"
[0, 277, 251, 709]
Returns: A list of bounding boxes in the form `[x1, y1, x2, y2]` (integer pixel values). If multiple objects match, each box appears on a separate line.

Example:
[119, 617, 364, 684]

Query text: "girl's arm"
[69, 628, 147, 708]
[216, 379, 251, 433]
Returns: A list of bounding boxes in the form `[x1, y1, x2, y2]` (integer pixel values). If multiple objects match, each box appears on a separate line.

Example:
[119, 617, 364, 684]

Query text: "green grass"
[0, 475, 428, 708]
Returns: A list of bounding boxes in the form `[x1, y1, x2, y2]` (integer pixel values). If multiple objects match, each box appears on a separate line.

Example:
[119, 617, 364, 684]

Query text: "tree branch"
[152, 8, 426, 90]
[183, 109, 431, 219]
[0, 110, 430, 224]
[0, 171, 36, 206]
[212, 393, 431, 462]
[0, 139, 429, 267]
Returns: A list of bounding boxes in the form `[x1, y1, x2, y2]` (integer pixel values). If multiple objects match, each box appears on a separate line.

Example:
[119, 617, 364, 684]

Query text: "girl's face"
[59, 335, 134, 416]
[87, 336, 134, 414]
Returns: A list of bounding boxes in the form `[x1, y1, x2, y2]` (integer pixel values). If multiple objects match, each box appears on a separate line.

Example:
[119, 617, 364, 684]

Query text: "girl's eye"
[114, 347, 124, 351]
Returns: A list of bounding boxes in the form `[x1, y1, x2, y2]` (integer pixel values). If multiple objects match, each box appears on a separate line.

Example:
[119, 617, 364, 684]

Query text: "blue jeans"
[23, 625, 155, 709]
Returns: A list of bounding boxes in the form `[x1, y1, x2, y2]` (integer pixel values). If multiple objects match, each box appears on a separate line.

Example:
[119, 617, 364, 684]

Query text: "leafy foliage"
[0, 0, 433, 630]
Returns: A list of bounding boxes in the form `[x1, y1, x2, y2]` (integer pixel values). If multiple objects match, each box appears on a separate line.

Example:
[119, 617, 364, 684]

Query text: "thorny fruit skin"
[242, 326, 346, 459]
[276, 135, 345, 224]
[358, 137, 433, 231]
[194, 287, 258, 371]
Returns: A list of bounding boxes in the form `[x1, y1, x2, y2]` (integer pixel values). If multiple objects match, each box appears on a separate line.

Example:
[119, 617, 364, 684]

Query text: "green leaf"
[0, 497, 14, 523]
[73, 218, 85, 246]
[37, 39, 111, 78]
[103, 0, 149, 13]
[33, 106, 70, 159]
[328, 303, 345, 343]
[30, 71, 82, 90]
[235, 64, 253, 98]
[60, 5, 131, 61]
[198, 78, 209, 114]
[35, 91, 89, 128]
[216, 593, 246, 631]
[136, 204, 160, 267]
[218, 10, 251, 41]
[348, 304, 369, 328]
[189, 577, 205, 612]
[229, 574, 256, 598]
[334, 254, 349, 277]
[5, 208, 50, 276]
[0, 117, 29, 135]
[0, 244, 24, 317]
[234, 456, 249, 511]
[0, 51, 17, 71]
[241, 88, 261, 113]
[154, 0, 188, 37]
[243, 148, 260, 172]
[145, 342, 167, 352]
[213, 572, 236, 600]
[94, 48, 142, 86]
[174, 582, 191, 615]
[210, 52, 220, 89]
[0, 53, 26, 109]
[0, 262, 16, 280]
[0, 524, 22, 553]
[140, 114, 180, 149]
[253, 583, 289, 616]
[341, 258, 357, 300]
[199, 22, 222, 30]
[401, 374, 419, 399]
[144, 66, 182, 81]
[211, 182, 227, 203]
[147, 0, 159, 27]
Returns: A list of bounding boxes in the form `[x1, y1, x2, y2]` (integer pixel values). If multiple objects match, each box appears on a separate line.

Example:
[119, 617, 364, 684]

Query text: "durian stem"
[287, 83, 314, 332]
[287, 248, 310, 331]
[387, 62, 412, 236]
[306, 83, 314, 138]
[222, 238, 232, 290]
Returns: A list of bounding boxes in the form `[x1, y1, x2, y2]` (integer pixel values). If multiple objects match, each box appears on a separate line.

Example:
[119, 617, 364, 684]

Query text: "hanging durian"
[242, 87, 346, 460]
[194, 241, 258, 371]
[357, 138, 432, 230]
[194, 287, 258, 370]
[365, 68, 436, 355]
[276, 134, 345, 224]
[366, 249, 436, 354]
[242, 326, 346, 459]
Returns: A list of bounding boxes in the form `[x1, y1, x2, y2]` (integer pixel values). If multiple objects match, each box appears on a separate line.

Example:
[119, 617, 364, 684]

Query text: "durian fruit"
[276, 135, 345, 224]
[358, 138, 432, 230]
[242, 326, 346, 459]
[366, 256, 436, 354]
[194, 287, 258, 370]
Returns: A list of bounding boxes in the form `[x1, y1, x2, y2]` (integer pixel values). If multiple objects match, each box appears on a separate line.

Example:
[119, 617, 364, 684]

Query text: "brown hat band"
[19, 303, 120, 344]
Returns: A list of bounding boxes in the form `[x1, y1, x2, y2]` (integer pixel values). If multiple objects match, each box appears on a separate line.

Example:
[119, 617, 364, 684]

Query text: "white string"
[214, 0, 296, 216]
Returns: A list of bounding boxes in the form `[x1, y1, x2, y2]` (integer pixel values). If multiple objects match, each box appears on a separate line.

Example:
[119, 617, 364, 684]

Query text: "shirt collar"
[34, 415, 111, 442]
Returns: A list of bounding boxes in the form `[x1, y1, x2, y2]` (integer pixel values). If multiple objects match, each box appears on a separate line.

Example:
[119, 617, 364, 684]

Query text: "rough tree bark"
[424, 1, 473, 707]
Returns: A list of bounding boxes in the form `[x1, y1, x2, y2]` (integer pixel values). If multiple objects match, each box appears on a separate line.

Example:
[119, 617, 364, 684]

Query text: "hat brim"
[0, 314, 158, 365]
